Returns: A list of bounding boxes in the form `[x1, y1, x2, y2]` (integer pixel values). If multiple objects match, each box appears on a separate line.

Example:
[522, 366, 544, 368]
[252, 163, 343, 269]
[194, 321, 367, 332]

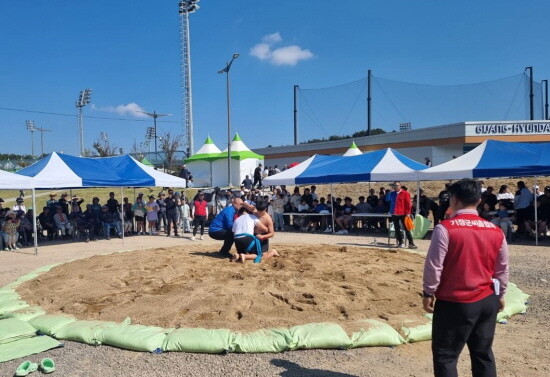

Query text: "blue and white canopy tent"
[417, 140, 549, 180]
[17, 152, 186, 188]
[262, 155, 342, 186]
[16, 152, 187, 255]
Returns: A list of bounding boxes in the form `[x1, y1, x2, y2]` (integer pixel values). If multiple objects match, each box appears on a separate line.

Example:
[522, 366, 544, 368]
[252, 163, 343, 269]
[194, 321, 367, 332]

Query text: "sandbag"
[98, 324, 168, 353]
[288, 323, 351, 350]
[54, 320, 118, 346]
[401, 321, 432, 343]
[349, 320, 405, 347]
[0, 299, 30, 317]
[0, 335, 62, 363]
[29, 314, 78, 336]
[0, 290, 20, 303]
[0, 318, 37, 344]
[233, 328, 291, 353]
[412, 214, 431, 239]
[163, 328, 235, 353]
[3, 306, 46, 322]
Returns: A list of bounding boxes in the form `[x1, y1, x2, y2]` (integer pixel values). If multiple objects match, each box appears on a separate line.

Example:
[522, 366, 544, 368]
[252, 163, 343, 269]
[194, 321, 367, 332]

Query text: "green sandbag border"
[0, 258, 530, 354]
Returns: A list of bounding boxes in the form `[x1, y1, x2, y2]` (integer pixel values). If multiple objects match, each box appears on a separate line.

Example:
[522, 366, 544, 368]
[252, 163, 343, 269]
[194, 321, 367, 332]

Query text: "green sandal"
[40, 358, 55, 374]
[15, 361, 38, 376]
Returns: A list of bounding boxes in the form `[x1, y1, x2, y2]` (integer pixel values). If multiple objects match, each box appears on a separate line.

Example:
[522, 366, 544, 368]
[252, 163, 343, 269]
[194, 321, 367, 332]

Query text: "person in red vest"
[423, 178, 509, 377]
[191, 192, 208, 240]
[391, 181, 417, 249]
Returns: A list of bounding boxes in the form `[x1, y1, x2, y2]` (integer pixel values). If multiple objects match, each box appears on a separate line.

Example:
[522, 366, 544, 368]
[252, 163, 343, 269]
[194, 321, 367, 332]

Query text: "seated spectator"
[490, 203, 513, 239]
[12, 197, 27, 214]
[302, 188, 314, 207]
[290, 187, 302, 211]
[100, 205, 122, 239]
[2, 211, 19, 251]
[18, 210, 34, 246]
[38, 207, 55, 241]
[335, 197, 356, 233]
[366, 189, 379, 208]
[355, 196, 372, 213]
[482, 186, 498, 211]
[524, 200, 549, 239]
[306, 198, 329, 232]
[53, 206, 73, 238]
[83, 204, 99, 241]
[477, 202, 493, 222]
[69, 206, 92, 242]
[71, 195, 85, 212]
[497, 185, 514, 209]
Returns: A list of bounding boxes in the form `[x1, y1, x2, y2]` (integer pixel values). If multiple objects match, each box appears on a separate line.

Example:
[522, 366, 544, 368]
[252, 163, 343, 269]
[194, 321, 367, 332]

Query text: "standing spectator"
[46, 193, 58, 208]
[336, 197, 357, 233]
[191, 192, 208, 240]
[69, 206, 91, 242]
[253, 164, 263, 188]
[0, 198, 4, 210]
[165, 189, 179, 237]
[301, 188, 314, 207]
[425, 157, 432, 167]
[290, 187, 302, 211]
[423, 178, 509, 377]
[156, 192, 168, 233]
[366, 189, 379, 208]
[180, 198, 192, 233]
[272, 193, 286, 231]
[179, 165, 191, 188]
[58, 193, 70, 215]
[131, 197, 146, 235]
[106, 192, 120, 215]
[122, 197, 134, 235]
[241, 175, 253, 190]
[145, 195, 160, 235]
[438, 183, 451, 221]
[391, 182, 417, 249]
[90, 197, 102, 237]
[71, 195, 85, 212]
[514, 181, 533, 235]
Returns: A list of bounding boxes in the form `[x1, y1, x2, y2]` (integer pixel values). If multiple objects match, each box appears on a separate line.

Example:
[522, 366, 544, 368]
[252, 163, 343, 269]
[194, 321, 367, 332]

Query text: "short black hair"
[256, 200, 268, 212]
[449, 179, 481, 206]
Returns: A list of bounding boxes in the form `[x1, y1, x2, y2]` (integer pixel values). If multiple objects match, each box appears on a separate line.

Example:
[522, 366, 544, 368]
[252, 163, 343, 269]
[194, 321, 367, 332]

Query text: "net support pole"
[293, 85, 299, 145]
[534, 177, 538, 246]
[32, 188, 38, 255]
[416, 180, 421, 216]
[367, 69, 372, 136]
[526, 66, 534, 120]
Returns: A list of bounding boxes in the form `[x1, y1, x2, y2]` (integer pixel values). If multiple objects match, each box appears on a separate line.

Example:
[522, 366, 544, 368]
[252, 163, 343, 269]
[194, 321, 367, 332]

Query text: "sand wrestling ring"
[0, 244, 529, 355]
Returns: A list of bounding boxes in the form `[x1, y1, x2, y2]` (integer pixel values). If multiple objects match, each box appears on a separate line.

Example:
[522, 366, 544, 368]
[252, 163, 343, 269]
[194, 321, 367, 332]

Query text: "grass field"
[0, 176, 547, 211]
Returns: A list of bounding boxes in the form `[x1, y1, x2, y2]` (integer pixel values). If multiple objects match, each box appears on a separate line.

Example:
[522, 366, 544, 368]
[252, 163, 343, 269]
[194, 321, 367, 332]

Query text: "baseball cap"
[16, 197, 24, 202]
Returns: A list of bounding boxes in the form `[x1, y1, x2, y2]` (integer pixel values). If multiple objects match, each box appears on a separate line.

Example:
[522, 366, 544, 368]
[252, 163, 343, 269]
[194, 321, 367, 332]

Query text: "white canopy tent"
[184, 136, 223, 187]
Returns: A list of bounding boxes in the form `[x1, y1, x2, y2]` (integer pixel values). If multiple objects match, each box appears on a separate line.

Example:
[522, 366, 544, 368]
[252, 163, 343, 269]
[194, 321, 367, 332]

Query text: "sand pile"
[17, 244, 426, 331]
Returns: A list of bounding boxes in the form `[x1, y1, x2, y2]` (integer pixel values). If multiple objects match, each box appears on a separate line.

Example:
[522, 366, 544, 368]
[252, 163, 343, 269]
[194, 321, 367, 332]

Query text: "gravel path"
[1, 232, 548, 377]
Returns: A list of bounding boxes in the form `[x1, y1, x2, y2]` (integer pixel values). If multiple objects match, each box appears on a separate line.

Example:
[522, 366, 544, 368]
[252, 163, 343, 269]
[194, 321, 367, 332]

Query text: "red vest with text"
[437, 213, 504, 303]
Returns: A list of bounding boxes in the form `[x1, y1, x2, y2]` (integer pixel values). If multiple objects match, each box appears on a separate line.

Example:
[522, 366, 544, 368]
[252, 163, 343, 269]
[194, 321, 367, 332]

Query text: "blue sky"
[1, 1, 550, 157]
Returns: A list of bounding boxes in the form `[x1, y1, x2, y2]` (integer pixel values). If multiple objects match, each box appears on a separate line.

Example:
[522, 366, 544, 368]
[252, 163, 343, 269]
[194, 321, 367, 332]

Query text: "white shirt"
[12, 204, 26, 213]
[232, 214, 260, 236]
[497, 192, 514, 201]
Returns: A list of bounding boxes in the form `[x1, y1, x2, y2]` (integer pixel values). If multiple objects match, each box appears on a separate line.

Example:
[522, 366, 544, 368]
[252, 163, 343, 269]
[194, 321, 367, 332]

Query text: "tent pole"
[416, 180, 421, 216]
[330, 183, 335, 234]
[121, 186, 125, 244]
[534, 177, 538, 246]
[32, 188, 38, 255]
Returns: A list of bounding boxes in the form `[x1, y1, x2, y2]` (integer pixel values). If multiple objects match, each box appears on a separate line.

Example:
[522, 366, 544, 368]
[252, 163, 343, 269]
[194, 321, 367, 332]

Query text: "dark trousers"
[515, 207, 529, 234]
[439, 204, 450, 221]
[209, 229, 234, 254]
[157, 212, 167, 232]
[253, 176, 262, 188]
[192, 215, 206, 236]
[391, 215, 414, 245]
[432, 294, 499, 377]
[166, 211, 178, 235]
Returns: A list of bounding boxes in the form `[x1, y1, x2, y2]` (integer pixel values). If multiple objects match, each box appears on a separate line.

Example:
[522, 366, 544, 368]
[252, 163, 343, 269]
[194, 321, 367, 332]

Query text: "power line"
[0, 107, 181, 123]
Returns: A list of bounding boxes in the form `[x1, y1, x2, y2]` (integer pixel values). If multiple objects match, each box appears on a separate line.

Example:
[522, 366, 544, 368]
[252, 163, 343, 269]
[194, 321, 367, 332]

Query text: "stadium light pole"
[218, 53, 239, 187]
[25, 120, 36, 158]
[140, 111, 172, 164]
[179, 0, 199, 156]
[76, 89, 92, 156]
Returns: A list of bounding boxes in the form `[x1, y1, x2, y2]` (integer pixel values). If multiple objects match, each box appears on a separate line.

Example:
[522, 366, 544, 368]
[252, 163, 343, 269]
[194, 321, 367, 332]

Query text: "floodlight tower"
[76, 89, 92, 156]
[25, 120, 36, 157]
[179, 0, 199, 156]
[140, 111, 172, 163]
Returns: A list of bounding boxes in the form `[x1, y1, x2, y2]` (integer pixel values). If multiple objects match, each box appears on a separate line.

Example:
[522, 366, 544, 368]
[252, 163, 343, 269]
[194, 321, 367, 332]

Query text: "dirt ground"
[1, 232, 549, 377]
[17, 244, 426, 332]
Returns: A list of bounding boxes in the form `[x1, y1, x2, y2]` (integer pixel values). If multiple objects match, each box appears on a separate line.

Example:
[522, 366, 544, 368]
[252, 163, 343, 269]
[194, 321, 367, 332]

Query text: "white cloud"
[91, 103, 148, 118]
[250, 33, 314, 66]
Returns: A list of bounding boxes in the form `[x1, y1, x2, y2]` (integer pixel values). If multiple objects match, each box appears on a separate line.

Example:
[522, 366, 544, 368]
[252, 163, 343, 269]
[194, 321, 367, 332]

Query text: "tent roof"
[220, 133, 264, 160]
[263, 155, 342, 186]
[17, 152, 187, 188]
[0, 169, 34, 189]
[418, 140, 550, 180]
[185, 136, 223, 162]
[343, 141, 362, 156]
